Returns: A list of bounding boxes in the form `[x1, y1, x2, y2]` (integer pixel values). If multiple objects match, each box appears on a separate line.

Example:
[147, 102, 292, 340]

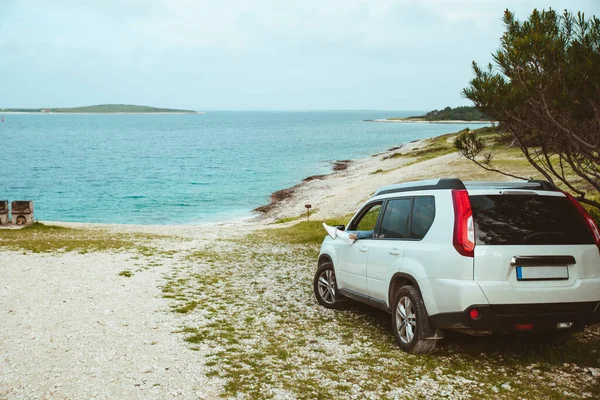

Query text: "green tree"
[460, 8, 600, 210]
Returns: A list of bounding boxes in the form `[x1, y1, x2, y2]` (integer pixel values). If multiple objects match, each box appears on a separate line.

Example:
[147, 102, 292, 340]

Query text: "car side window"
[350, 203, 382, 233]
[411, 196, 435, 240]
[379, 198, 412, 239]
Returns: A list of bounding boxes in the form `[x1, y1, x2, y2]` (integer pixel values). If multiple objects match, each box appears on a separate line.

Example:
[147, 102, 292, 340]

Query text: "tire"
[313, 262, 346, 309]
[391, 285, 437, 354]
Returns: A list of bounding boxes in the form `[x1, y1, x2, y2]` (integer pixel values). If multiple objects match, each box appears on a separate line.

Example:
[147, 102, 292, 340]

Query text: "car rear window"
[470, 194, 594, 245]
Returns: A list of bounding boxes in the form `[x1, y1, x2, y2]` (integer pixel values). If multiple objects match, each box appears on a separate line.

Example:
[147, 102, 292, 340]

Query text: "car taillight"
[563, 191, 600, 252]
[452, 189, 475, 257]
[469, 308, 480, 320]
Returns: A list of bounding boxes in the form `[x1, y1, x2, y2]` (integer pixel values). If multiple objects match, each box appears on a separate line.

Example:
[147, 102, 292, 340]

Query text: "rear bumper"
[429, 301, 600, 333]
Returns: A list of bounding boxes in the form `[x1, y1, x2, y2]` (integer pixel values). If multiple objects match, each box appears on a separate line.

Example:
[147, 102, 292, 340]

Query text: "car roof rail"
[527, 179, 558, 191]
[463, 180, 558, 191]
[375, 178, 466, 196]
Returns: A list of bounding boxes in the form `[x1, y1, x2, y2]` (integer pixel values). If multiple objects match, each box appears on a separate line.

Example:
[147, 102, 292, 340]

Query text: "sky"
[1, 0, 598, 111]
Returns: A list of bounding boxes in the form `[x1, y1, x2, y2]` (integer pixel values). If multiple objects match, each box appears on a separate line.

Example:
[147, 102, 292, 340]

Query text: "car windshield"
[470, 194, 594, 245]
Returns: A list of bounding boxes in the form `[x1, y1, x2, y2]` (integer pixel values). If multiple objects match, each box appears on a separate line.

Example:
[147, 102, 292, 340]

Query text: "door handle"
[359, 246, 368, 253]
[389, 249, 401, 256]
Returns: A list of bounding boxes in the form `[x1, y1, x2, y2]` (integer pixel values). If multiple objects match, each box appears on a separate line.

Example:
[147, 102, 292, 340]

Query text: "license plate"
[516, 266, 568, 281]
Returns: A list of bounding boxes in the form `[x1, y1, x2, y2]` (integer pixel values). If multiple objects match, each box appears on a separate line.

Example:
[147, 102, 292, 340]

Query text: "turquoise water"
[0, 112, 486, 224]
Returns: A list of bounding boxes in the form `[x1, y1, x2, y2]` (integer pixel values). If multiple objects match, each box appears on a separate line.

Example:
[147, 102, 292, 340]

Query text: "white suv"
[314, 178, 600, 354]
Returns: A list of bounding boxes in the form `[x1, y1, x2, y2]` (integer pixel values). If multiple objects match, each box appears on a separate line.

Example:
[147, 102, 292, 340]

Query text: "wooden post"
[305, 204, 312, 221]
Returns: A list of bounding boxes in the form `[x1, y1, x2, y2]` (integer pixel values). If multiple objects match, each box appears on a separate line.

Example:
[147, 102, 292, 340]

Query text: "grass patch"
[381, 132, 456, 163]
[173, 301, 199, 314]
[274, 209, 320, 225]
[185, 249, 221, 262]
[274, 215, 302, 224]
[406, 133, 457, 161]
[410, 144, 455, 160]
[0, 222, 146, 253]
[259, 216, 350, 245]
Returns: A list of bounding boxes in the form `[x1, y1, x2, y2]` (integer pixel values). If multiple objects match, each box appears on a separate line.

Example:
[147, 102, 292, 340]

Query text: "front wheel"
[392, 285, 437, 354]
[313, 262, 346, 309]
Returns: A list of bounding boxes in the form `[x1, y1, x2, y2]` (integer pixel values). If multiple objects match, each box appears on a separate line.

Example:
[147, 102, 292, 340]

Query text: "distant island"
[367, 106, 493, 124]
[403, 106, 490, 121]
[0, 104, 201, 114]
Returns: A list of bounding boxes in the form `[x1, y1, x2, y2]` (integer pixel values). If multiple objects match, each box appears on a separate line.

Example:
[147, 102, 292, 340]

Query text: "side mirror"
[335, 225, 345, 231]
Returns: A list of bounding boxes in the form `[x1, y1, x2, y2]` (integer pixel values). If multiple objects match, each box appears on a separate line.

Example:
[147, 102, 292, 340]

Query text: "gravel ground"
[1, 228, 599, 399]
[0, 251, 221, 400]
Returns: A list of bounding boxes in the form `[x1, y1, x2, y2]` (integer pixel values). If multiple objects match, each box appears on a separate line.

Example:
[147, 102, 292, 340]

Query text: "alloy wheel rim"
[317, 270, 336, 304]
[396, 296, 417, 344]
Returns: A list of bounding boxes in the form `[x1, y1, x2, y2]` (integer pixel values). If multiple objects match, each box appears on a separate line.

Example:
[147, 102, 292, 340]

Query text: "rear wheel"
[313, 262, 346, 309]
[392, 285, 437, 354]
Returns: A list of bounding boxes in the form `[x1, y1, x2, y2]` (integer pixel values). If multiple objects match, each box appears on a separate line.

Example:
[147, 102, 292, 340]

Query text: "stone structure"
[0, 200, 8, 225]
[11, 201, 34, 225]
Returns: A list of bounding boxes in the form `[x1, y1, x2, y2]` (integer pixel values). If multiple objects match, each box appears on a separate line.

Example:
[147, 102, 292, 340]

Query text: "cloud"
[0, 0, 597, 109]
[2, 0, 590, 54]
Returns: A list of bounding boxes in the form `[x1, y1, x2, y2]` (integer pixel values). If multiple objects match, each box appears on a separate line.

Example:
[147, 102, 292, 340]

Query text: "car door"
[336, 202, 383, 293]
[366, 198, 413, 300]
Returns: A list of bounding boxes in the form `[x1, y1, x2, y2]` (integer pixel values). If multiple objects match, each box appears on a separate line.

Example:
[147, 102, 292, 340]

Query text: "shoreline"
[251, 137, 434, 224]
[31, 139, 433, 232]
[365, 118, 494, 124]
[364, 118, 497, 125]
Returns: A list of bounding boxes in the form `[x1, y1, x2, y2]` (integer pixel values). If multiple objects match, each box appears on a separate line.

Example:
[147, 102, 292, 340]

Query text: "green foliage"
[455, 129, 485, 159]
[406, 106, 490, 121]
[463, 8, 600, 211]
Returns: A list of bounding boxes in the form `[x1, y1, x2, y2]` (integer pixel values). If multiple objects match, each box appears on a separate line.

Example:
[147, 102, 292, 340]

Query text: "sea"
[0, 111, 487, 225]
